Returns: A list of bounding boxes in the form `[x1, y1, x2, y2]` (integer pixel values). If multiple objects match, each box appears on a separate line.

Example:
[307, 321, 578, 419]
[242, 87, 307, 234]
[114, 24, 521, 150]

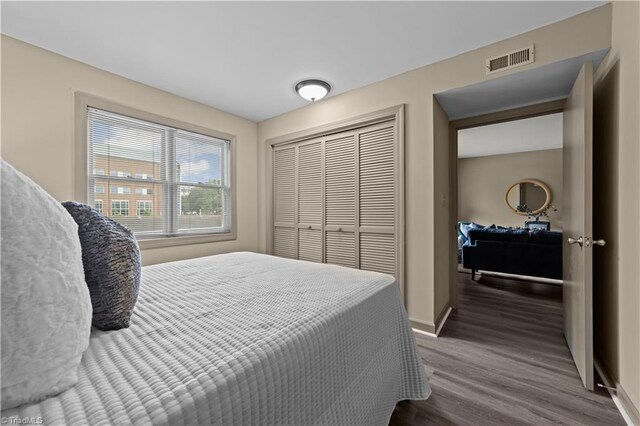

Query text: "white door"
[297, 139, 323, 263]
[324, 131, 357, 268]
[358, 121, 397, 275]
[563, 61, 596, 390]
[273, 146, 297, 259]
[271, 116, 402, 287]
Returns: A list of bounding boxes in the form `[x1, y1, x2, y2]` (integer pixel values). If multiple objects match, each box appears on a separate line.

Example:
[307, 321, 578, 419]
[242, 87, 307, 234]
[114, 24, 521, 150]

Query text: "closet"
[273, 119, 400, 279]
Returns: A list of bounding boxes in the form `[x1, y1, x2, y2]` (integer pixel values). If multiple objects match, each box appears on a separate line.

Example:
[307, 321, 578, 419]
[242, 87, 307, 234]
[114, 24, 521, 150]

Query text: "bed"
[2, 252, 429, 425]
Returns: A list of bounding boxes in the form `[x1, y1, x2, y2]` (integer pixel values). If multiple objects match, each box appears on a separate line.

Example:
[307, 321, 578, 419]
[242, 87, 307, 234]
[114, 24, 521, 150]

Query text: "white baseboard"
[434, 306, 452, 335]
[594, 358, 640, 426]
[412, 306, 453, 338]
[412, 327, 437, 338]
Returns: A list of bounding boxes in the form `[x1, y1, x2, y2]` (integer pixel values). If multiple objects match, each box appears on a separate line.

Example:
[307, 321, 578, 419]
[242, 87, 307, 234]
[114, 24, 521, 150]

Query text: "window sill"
[137, 232, 237, 250]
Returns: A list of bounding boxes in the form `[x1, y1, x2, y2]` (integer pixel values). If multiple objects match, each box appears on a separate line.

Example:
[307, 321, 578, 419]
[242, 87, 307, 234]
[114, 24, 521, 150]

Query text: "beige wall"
[458, 149, 563, 229]
[0, 35, 259, 266]
[257, 5, 612, 331]
[593, 0, 640, 417]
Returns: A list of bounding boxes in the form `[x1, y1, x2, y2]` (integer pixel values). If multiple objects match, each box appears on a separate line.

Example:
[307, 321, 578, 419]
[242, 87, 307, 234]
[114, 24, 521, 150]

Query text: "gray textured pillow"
[62, 202, 141, 330]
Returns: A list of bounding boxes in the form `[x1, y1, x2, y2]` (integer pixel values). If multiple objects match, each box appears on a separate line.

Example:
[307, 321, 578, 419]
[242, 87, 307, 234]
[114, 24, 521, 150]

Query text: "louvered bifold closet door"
[324, 131, 357, 268]
[297, 139, 323, 263]
[359, 121, 397, 276]
[273, 146, 297, 259]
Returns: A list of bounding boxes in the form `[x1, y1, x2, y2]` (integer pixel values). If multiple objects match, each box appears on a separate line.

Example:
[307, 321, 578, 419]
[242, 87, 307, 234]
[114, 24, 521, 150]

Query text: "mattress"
[2, 252, 430, 425]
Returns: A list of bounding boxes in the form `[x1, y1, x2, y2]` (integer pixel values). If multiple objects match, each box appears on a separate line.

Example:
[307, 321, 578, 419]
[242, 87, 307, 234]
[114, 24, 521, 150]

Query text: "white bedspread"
[2, 252, 430, 425]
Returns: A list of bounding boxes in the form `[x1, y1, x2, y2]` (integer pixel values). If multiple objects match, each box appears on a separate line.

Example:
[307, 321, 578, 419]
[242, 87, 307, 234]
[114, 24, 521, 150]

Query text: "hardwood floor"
[390, 272, 623, 426]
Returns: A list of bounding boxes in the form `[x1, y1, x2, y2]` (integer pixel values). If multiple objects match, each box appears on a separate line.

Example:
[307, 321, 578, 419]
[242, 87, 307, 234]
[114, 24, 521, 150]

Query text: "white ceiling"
[1, 1, 606, 122]
[458, 113, 563, 159]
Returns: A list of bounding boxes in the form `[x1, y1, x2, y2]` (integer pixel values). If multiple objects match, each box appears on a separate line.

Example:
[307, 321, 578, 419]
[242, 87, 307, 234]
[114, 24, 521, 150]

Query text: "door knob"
[593, 239, 606, 247]
[567, 236, 584, 247]
[337, 227, 342, 232]
[307, 225, 312, 229]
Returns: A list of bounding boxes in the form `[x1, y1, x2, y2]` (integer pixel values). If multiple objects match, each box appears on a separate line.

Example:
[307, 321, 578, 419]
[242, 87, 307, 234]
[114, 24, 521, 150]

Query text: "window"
[136, 187, 153, 195]
[95, 200, 103, 213]
[137, 201, 152, 217]
[95, 185, 105, 194]
[111, 200, 129, 216]
[94, 169, 105, 176]
[111, 186, 131, 195]
[86, 105, 233, 240]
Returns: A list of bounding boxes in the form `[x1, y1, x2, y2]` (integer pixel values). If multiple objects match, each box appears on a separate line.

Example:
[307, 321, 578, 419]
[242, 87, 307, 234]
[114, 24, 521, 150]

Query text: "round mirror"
[505, 179, 552, 216]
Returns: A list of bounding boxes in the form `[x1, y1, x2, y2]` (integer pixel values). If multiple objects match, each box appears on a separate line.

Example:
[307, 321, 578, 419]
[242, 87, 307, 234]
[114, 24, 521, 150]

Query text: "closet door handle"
[336, 227, 342, 232]
[307, 225, 312, 229]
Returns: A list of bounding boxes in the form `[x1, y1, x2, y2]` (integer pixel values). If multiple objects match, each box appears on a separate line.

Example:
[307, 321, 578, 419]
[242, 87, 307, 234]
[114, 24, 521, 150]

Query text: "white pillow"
[1, 160, 92, 410]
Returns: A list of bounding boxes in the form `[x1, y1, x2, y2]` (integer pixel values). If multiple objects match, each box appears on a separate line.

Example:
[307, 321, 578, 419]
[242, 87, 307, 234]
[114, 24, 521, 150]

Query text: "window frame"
[111, 200, 130, 217]
[136, 200, 153, 217]
[75, 92, 237, 249]
[110, 185, 132, 195]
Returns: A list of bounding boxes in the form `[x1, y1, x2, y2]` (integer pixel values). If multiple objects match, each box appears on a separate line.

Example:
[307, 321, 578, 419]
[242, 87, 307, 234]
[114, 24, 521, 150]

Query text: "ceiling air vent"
[486, 45, 534, 75]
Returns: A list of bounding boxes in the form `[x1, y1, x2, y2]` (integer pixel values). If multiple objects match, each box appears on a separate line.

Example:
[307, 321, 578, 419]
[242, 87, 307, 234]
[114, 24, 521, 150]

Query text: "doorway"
[435, 52, 609, 392]
[447, 100, 565, 308]
[454, 108, 564, 284]
[396, 88, 622, 422]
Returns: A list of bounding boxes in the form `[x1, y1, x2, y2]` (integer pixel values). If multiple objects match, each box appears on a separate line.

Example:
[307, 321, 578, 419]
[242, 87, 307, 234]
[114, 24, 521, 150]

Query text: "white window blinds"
[87, 107, 232, 238]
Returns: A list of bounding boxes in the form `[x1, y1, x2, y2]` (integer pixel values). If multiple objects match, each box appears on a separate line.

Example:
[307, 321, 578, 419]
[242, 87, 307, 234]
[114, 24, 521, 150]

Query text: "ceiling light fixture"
[295, 79, 331, 102]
